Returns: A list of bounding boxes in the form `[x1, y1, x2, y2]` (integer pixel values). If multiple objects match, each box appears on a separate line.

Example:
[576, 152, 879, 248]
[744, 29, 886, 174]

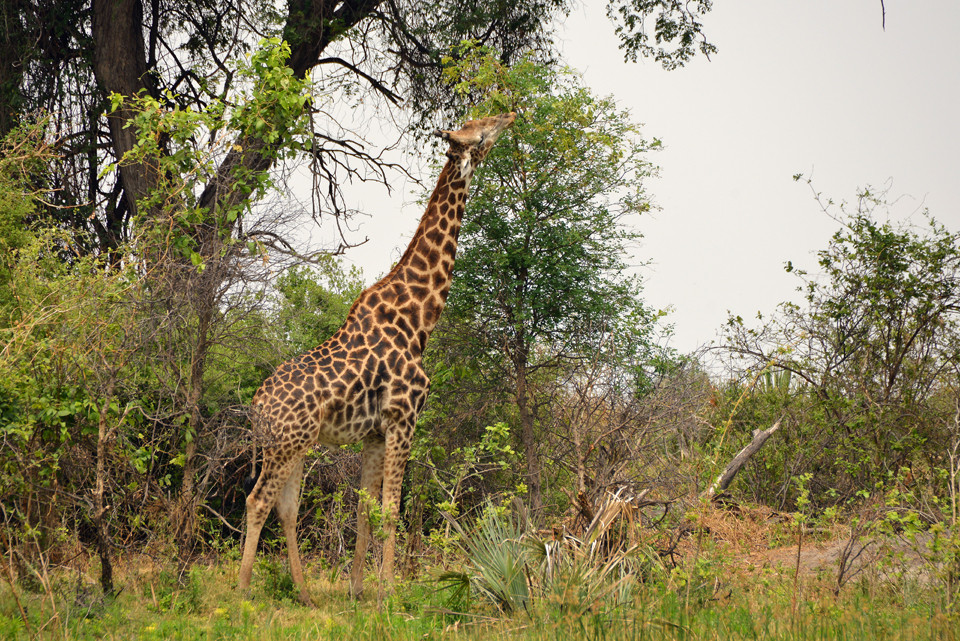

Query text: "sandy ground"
[749, 535, 935, 584]
[693, 503, 941, 586]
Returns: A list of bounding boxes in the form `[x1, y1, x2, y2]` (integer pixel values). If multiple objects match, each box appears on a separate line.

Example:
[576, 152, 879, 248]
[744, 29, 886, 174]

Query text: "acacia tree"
[435, 51, 663, 514]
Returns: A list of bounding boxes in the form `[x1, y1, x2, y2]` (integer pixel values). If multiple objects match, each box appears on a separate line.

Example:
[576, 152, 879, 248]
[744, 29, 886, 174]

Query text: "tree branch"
[701, 419, 782, 500]
[317, 56, 401, 105]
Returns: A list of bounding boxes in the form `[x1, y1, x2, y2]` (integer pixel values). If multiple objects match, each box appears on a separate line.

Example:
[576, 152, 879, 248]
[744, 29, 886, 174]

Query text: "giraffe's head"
[433, 112, 516, 177]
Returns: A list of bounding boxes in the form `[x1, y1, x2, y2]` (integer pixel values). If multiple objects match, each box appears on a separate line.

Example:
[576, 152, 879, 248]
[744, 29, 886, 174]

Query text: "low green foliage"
[438, 505, 531, 613]
[437, 497, 666, 617]
[142, 567, 205, 615]
[1, 547, 957, 640]
[256, 557, 301, 603]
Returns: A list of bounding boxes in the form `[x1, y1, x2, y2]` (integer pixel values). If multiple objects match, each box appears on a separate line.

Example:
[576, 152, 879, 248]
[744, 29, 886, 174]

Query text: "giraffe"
[238, 112, 516, 604]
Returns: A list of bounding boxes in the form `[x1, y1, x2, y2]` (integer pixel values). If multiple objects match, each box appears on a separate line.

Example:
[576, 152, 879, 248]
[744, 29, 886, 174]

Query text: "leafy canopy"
[273, 258, 365, 356]
[441, 47, 663, 371]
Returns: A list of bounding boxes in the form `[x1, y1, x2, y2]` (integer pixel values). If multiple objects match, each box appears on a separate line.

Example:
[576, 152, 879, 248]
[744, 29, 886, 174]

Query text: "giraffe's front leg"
[350, 435, 386, 599]
[378, 417, 414, 602]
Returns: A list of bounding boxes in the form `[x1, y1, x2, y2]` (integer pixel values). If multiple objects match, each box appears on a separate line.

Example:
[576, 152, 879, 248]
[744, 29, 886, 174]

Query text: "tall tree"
[2, 0, 571, 254]
[438, 51, 662, 513]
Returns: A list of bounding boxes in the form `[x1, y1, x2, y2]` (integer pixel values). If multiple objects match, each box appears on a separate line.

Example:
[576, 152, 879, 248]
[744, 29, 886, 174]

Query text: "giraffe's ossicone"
[238, 112, 516, 604]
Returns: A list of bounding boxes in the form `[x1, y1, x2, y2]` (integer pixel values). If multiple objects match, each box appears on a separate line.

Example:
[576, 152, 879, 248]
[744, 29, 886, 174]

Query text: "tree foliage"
[607, 0, 717, 69]
[273, 259, 365, 356]
[443, 49, 661, 371]
[427, 49, 666, 513]
[2, 1, 725, 261]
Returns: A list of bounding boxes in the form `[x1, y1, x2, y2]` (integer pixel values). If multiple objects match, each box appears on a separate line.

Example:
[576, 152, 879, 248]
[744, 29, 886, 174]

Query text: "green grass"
[0, 553, 957, 640]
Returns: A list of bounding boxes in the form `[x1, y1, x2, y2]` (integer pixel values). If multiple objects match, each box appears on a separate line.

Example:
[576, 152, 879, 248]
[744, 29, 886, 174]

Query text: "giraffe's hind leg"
[276, 456, 312, 605]
[238, 471, 270, 594]
[350, 434, 386, 599]
[238, 454, 294, 596]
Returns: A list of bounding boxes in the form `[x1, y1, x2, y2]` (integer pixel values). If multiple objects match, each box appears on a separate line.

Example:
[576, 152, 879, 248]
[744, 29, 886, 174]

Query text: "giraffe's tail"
[245, 393, 264, 495]
[243, 443, 260, 495]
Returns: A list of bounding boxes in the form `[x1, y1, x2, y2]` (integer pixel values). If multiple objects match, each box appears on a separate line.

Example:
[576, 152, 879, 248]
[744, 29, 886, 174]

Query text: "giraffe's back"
[253, 319, 428, 451]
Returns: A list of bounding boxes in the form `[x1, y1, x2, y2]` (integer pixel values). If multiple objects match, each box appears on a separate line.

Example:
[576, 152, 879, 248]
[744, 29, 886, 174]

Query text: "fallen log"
[701, 419, 782, 500]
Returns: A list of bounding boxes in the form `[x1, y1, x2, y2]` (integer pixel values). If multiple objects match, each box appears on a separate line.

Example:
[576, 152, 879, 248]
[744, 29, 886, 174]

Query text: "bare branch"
[317, 56, 402, 105]
[701, 420, 782, 500]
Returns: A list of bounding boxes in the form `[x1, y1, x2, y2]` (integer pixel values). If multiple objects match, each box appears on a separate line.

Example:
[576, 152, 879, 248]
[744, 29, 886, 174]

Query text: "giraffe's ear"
[459, 149, 473, 175]
[433, 129, 451, 141]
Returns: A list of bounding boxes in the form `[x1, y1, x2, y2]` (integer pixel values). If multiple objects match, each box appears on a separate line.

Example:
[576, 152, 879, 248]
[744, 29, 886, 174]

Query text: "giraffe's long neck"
[380, 156, 471, 332]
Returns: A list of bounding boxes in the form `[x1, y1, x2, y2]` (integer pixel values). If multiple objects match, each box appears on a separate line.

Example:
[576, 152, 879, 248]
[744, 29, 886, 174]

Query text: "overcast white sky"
[331, 0, 960, 355]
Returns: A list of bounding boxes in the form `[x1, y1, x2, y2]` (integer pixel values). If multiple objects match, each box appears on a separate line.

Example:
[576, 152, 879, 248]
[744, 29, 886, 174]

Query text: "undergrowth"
[1, 521, 957, 640]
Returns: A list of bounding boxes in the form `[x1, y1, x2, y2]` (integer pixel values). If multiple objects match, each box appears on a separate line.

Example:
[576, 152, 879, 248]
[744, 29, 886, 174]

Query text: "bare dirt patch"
[691, 503, 937, 585]
[749, 534, 935, 584]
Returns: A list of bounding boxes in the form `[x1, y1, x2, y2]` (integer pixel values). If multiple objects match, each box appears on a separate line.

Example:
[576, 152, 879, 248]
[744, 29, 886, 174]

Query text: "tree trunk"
[516, 363, 542, 515]
[0, 0, 29, 138]
[173, 305, 212, 563]
[91, 0, 159, 219]
[94, 387, 116, 596]
[572, 415, 587, 497]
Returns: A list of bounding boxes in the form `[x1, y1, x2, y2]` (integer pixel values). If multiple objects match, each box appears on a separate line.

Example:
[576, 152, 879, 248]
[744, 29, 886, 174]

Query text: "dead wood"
[701, 420, 782, 501]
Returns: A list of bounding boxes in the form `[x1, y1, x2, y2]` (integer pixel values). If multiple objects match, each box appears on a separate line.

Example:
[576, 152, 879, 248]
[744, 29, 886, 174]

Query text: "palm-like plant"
[437, 504, 531, 613]
[436, 491, 664, 616]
